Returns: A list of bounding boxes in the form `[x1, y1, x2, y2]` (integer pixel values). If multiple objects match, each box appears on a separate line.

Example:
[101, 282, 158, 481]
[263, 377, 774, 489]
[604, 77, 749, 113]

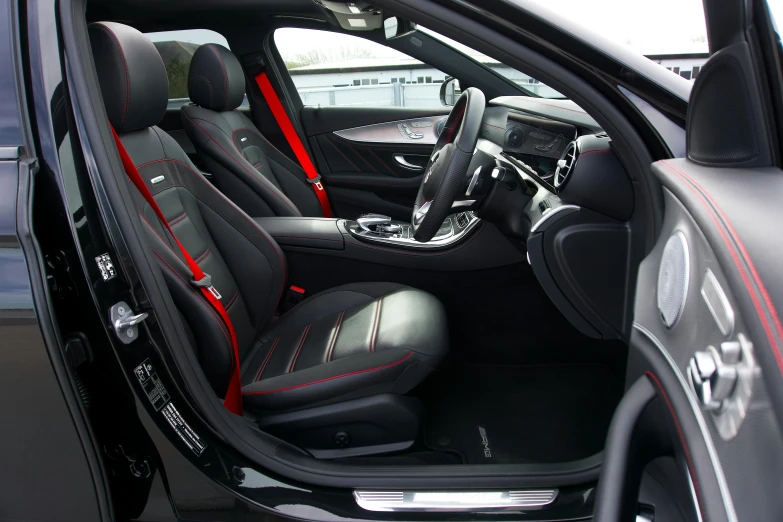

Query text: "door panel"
[302, 106, 450, 220]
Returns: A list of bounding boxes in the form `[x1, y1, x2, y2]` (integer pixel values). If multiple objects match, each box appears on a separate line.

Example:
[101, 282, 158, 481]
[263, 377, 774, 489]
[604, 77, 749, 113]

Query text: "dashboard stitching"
[660, 160, 783, 376]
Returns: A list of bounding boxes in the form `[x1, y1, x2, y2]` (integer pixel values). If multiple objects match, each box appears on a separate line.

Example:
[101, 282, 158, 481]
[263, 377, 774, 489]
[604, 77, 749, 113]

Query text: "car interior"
[40, 0, 723, 508]
[80, 0, 639, 469]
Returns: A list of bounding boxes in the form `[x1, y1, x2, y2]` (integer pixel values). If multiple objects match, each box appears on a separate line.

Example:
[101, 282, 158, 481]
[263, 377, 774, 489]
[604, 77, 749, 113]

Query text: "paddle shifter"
[356, 214, 402, 236]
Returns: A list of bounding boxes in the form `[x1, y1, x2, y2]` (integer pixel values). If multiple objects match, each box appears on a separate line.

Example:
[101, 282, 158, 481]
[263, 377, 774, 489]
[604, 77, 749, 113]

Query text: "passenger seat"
[181, 44, 324, 218]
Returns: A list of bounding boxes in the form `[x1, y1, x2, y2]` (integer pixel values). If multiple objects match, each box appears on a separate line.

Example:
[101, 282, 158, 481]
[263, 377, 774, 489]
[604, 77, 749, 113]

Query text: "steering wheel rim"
[411, 88, 486, 242]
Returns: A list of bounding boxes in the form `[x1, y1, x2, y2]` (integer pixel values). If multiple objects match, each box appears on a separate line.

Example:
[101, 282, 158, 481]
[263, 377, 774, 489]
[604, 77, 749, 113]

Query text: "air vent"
[554, 142, 578, 188]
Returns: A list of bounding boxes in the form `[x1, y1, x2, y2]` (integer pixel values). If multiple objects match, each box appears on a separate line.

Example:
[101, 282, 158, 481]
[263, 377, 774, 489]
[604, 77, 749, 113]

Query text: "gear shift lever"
[356, 213, 392, 232]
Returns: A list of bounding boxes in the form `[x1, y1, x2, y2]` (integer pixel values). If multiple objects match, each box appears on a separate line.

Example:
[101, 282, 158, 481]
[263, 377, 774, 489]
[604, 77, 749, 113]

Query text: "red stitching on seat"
[189, 76, 213, 108]
[206, 44, 229, 110]
[194, 247, 211, 263]
[93, 24, 129, 129]
[288, 324, 311, 372]
[225, 291, 240, 310]
[152, 250, 232, 349]
[254, 336, 280, 382]
[243, 351, 413, 395]
[645, 371, 705, 517]
[659, 160, 783, 375]
[168, 211, 188, 226]
[181, 111, 302, 216]
[135, 157, 287, 309]
[369, 297, 382, 352]
[325, 311, 344, 363]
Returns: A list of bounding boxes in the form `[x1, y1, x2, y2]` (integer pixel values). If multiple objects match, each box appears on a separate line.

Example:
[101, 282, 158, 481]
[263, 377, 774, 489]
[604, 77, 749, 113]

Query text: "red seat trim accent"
[111, 125, 244, 415]
[243, 351, 412, 395]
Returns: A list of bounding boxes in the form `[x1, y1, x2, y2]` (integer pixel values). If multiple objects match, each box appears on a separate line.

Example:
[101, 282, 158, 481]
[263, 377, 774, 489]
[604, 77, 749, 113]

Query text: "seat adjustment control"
[687, 333, 757, 440]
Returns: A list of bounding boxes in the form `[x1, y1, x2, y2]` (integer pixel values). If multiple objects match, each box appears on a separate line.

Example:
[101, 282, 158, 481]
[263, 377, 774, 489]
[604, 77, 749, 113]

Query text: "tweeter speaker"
[658, 231, 690, 328]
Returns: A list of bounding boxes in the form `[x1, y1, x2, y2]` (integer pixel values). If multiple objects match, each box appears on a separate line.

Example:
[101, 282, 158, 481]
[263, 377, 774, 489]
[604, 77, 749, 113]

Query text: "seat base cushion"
[241, 283, 447, 412]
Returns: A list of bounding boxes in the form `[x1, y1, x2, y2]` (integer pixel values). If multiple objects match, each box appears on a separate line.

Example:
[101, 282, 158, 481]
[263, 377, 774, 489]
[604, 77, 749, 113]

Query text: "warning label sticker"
[134, 358, 170, 411]
[162, 402, 207, 456]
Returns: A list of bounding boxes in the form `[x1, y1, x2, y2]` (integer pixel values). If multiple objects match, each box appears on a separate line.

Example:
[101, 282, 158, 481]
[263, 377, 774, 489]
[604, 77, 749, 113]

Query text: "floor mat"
[419, 364, 623, 465]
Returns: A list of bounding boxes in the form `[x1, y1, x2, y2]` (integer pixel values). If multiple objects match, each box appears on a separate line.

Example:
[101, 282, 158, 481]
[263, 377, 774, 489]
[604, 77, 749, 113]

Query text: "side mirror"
[384, 16, 417, 39]
[439, 76, 461, 106]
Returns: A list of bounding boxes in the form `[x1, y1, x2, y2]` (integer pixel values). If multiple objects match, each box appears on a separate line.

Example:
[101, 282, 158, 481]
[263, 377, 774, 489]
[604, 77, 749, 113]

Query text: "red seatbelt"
[253, 72, 332, 218]
[110, 125, 244, 416]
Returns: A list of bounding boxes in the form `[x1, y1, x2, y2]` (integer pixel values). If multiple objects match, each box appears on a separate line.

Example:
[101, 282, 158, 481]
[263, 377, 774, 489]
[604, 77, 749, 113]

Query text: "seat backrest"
[181, 44, 323, 218]
[89, 22, 287, 397]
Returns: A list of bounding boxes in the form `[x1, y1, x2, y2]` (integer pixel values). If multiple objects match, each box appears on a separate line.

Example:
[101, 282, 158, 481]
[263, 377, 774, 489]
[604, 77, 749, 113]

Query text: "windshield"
[426, 0, 711, 84]
[417, 26, 564, 98]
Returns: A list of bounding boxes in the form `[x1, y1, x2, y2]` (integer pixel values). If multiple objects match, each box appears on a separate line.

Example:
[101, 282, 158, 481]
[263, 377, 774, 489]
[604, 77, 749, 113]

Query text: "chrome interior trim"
[354, 489, 557, 512]
[633, 323, 738, 522]
[392, 154, 425, 171]
[529, 204, 580, 233]
[347, 212, 480, 250]
[701, 269, 735, 337]
[0, 146, 20, 160]
[333, 115, 446, 145]
[466, 165, 482, 196]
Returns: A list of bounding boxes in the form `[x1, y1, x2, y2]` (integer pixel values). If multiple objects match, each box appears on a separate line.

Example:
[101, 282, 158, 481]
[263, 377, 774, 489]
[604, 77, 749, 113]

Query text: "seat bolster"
[241, 282, 448, 412]
[242, 348, 421, 411]
[181, 104, 302, 217]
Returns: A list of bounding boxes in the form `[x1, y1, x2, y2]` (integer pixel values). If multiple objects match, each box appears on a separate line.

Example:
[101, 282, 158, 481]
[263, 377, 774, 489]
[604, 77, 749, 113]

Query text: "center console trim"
[346, 212, 481, 250]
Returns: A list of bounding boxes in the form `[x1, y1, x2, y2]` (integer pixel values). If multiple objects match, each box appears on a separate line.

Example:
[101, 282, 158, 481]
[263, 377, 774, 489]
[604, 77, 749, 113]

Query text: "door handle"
[393, 154, 425, 171]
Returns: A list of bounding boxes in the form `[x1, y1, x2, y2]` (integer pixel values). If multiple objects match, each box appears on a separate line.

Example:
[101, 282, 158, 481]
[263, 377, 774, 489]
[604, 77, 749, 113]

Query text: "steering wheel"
[412, 88, 486, 242]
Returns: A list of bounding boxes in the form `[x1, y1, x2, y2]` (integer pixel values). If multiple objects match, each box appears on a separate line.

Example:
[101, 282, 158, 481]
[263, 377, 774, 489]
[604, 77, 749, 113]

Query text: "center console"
[345, 212, 481, 249]
[253, 212, 523, 274]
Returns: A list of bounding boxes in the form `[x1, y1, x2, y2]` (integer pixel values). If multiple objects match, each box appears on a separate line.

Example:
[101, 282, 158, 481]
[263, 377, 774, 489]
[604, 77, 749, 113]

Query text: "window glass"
[524, 0, 710, 81]
[145, 29, 237, 103]
[417, 26, 565, 98]
[274, 28, 447, 107]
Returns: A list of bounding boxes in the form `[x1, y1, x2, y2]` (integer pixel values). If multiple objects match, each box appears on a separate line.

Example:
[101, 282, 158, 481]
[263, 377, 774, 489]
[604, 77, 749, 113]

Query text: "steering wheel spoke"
[411, 88, 486, 242]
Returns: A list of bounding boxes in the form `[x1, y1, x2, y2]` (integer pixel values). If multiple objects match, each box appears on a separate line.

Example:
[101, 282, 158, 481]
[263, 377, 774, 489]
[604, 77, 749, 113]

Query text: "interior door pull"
[393, 154, 425, 171]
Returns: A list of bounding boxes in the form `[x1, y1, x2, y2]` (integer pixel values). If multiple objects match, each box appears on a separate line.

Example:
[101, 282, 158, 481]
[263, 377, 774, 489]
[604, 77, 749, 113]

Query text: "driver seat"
[181, 43, 324, 218]
[89, 23, 447, 428]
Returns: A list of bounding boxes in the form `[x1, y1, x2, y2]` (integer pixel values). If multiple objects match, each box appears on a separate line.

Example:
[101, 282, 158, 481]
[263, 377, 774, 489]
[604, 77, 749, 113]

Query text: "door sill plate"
[354, 489, 558, 512]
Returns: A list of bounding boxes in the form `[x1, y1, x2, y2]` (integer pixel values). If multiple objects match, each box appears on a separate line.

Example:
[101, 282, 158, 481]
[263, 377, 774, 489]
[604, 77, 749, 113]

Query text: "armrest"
[254, 217, 344, 250]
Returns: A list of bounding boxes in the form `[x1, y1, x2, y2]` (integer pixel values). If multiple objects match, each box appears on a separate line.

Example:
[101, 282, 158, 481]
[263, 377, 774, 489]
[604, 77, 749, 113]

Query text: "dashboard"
[471, 98, 635, 340]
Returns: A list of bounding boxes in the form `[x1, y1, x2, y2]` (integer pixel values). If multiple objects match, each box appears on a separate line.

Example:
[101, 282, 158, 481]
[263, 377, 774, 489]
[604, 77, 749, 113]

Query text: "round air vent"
[505, 125, 524, 149]
[657, 231, 690, 328]
[554, 142, 578, 188]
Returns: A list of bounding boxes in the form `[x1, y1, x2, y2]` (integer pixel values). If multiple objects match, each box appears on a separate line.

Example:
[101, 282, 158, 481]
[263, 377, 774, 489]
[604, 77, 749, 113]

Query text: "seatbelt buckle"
[307, 175, 324, 191]
[192, 273, 222, 300]
[281, 285, 306, 314]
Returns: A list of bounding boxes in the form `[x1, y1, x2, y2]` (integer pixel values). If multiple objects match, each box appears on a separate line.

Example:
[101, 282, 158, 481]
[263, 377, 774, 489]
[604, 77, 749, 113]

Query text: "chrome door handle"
[393, 154, 425, 171]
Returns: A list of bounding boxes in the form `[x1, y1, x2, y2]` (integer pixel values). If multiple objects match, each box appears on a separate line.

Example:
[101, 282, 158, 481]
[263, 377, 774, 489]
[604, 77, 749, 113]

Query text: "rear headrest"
[88, 22, 168, 132]
[187, 44, 245, 111]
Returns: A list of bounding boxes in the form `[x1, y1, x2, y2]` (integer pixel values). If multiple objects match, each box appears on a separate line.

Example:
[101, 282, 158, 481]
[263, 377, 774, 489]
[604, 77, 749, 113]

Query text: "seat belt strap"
[253, 71, 332, 218]
[110, 125, 244, 416]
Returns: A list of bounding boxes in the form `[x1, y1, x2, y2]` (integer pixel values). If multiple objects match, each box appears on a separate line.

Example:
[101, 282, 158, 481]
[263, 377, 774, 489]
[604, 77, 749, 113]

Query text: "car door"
[594, 0, 783, 520]
[264, 24, 524, 220]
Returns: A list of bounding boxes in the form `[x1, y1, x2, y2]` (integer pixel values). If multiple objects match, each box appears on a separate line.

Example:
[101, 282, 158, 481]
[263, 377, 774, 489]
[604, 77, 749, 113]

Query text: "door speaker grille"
[657, 231, 690, 328]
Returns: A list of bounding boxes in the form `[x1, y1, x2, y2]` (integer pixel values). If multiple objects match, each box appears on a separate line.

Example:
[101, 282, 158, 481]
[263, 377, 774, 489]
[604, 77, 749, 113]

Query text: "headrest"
[187, 44, 245, 111]
[88, 22, 168, 132]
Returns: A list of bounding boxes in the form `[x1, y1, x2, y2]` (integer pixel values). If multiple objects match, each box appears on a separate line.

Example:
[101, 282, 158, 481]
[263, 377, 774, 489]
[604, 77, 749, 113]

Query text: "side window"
[145, 29, 236, 105]
[274, 28, 447, 108]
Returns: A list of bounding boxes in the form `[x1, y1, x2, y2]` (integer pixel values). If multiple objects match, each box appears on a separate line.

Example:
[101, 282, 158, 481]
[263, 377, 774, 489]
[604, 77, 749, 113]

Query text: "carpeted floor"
[418, 363, 624, 464]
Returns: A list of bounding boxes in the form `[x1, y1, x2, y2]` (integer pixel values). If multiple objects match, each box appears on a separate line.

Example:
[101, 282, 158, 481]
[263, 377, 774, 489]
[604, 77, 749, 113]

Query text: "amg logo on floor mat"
[478, 426, 492, 458]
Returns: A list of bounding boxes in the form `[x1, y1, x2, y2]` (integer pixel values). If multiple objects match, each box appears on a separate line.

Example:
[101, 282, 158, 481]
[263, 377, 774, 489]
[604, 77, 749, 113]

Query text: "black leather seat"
[89, 22, 448, 418]
[181, 43, 323, 218]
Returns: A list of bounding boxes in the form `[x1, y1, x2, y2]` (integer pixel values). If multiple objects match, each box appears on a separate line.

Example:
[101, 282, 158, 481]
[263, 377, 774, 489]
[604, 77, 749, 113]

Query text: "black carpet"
[419, 364, 624, 465]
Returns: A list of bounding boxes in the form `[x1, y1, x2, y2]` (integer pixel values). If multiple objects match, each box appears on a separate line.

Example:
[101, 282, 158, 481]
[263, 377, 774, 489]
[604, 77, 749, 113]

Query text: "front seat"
[181, 43, 323, 218]
[89, 23, 447, 449]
